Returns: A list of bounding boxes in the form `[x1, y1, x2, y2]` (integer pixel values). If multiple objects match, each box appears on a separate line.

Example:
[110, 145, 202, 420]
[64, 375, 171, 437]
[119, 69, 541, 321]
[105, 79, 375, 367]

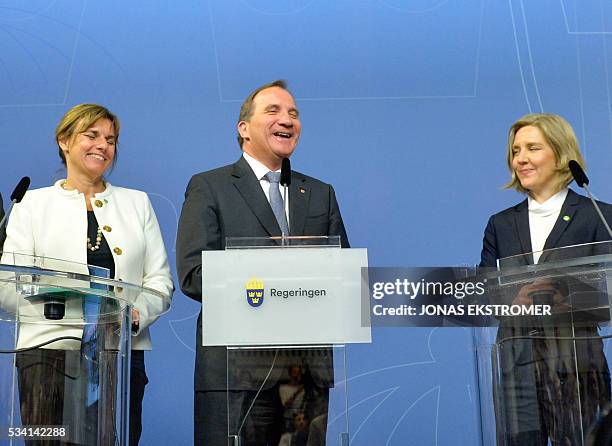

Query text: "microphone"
[569, 160, 589, 187]
[10, 176, 30, 203]
[0, 176, 31, 230]
[280, 157, 291, 187]
[569, 160, 612, 239]
[280, 158, 291, 243]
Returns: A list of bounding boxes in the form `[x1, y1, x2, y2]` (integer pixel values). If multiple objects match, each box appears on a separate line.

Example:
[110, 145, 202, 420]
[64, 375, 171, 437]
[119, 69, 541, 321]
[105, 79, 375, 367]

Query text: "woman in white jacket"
[2, 104, 173, 445]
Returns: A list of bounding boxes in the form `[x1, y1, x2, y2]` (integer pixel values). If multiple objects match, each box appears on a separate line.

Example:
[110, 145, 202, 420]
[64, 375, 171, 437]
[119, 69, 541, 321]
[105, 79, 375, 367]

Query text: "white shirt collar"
[242, 152, 280, 180]
[528, 188, 568, 216]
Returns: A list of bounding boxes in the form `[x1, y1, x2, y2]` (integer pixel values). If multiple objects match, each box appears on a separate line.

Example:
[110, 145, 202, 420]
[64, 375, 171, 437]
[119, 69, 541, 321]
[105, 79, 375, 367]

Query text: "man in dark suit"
[176, 80, 349, 446]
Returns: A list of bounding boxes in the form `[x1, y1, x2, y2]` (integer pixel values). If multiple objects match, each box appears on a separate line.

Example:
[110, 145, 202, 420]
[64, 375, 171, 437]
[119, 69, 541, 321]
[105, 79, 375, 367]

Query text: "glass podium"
[201, 236, 370, 446]
[473, 241, 612, 446]
[0, 253, 171, 445]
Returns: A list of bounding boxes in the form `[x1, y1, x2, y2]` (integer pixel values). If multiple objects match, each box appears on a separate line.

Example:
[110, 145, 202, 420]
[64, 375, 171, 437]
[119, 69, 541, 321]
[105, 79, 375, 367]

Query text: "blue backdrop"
[1, 0, 611, 444]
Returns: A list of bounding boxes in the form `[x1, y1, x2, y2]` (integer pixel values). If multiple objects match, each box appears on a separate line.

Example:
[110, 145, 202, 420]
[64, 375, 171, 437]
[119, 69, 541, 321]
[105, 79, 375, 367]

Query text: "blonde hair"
[55, 104, 120, 165]
[505, 113, 586, 193]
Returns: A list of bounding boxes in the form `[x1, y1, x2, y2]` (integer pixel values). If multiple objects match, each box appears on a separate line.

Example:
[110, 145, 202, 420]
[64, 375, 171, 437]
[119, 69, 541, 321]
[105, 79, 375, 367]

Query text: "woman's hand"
[131, 308, 140, 332]
[513, 278, 567, 312]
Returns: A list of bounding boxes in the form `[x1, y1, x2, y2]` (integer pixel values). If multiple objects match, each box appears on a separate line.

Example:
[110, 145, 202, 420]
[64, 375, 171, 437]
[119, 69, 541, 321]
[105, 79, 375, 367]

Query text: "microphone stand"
[582, 183, 612, 238]
[0, 200, 16, 229]
[569, 160, 612, 239]
[282, 184, 289, 247]
[280, 158, 291, 247]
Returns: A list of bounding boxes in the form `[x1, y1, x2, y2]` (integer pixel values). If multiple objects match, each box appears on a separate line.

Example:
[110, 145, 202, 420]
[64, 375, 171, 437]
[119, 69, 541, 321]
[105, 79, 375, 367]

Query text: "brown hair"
[55, 104, 120, 165]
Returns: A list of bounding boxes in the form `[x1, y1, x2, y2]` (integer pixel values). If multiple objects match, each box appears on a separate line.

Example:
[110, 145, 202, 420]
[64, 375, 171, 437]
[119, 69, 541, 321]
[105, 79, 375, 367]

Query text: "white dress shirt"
[528, 188, 568, 263]
[242, 152, 290, 225]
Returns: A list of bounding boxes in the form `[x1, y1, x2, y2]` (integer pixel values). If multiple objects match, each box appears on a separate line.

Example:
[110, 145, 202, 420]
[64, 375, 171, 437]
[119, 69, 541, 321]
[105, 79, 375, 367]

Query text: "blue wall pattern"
[1, 1, 611, 444]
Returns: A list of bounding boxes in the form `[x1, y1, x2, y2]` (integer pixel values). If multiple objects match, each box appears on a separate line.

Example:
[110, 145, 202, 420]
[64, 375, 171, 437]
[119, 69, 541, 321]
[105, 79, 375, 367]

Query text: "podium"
[473, 241, 612, 446]
[0, 253, 170, 445]
[201, 236, 370, 446]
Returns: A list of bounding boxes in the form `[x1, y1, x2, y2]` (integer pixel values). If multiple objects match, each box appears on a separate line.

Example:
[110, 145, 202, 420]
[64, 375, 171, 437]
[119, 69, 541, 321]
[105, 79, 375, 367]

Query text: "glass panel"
[498, 240, 612, 270]
[215, 237, 353, 445]
[227, 345, 347, 446]
[226, 235, 341, 250]
[0, 254, 170, 445]
[474, 242, 612, 446]
[202, 246, 368, 347]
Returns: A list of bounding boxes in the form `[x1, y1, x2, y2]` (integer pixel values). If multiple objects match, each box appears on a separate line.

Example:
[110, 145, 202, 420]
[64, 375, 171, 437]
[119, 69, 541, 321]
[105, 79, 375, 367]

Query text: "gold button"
[94, 200, 103, 208]
[113, 247, 122, 255]
[103, 225, 112, 232]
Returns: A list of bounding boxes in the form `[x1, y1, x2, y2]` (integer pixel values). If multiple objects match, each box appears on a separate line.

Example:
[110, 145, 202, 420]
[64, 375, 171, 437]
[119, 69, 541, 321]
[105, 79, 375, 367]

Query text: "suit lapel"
[540, 189, 580, 262]
[513, 199, 533, 264]
[231, 157, 282, 236]
[289, 174, 310, 236]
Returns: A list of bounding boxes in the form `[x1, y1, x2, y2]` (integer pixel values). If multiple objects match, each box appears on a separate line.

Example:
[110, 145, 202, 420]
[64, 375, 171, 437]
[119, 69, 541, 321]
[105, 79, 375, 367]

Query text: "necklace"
[87, 227, 103, 252]
[61, 179, 106, 191]
[62, 181, 104, 251]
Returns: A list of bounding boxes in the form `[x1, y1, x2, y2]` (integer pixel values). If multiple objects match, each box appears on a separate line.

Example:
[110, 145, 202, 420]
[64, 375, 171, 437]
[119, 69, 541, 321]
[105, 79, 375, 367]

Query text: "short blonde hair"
[55, 104, 120, 166]
[505, 113, 586, 194]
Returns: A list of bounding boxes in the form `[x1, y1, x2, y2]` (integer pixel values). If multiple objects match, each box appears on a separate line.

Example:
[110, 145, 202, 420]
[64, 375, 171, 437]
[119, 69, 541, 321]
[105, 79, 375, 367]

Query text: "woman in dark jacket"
[480, 113, 612, 445]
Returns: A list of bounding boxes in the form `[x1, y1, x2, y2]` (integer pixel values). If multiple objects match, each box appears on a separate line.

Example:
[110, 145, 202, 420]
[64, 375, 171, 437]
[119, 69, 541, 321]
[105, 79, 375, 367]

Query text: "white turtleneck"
[528, 188, 568, 263]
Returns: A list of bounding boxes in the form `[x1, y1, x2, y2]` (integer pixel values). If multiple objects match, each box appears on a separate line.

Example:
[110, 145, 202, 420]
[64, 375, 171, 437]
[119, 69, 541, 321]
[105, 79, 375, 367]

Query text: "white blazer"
[1, 180, 173, 350]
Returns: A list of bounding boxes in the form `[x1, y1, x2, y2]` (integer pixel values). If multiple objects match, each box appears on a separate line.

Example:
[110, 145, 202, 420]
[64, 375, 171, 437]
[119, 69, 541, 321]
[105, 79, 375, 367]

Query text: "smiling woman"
[510, 125, 559, 203]
[1, 104, 173, 445]
[55, 104, 120, 209]
[503, 113, 585, 204]
[480, 113, 612, 445]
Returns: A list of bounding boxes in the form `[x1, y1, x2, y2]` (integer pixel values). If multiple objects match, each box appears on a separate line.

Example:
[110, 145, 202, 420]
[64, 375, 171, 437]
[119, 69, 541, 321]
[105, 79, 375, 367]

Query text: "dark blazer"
[176, 156, 349, 391]
[480, 189, 612, 268]
[479, 189, 612, 441]
[0, 193, 5, 250]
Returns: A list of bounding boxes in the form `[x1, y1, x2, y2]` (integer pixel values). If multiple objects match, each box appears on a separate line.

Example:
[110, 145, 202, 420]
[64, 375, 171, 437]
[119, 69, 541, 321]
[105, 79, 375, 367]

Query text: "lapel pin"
[562, 215, 571, 222]
[299, 187, 306, 194]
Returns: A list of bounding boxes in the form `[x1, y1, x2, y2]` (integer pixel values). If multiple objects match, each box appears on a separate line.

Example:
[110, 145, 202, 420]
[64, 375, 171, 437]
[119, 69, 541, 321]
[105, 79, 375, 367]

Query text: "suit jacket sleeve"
[131, 193, 174, 333]
[176, 174, 221, 301]
[1, 193, 34, 259]
[480, 215, 498, 268]
[0, 195, 34, 314]
[328, 185, 350, 248]
[595, 200, 612, 242]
